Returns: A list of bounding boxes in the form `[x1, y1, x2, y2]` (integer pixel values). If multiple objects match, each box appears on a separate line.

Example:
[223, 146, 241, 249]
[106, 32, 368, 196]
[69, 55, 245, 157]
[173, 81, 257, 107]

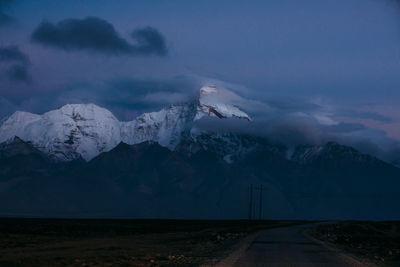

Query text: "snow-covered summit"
[0, 103, 121, 161]
[121, 102, 196, 150]
[0, 86, 252, 161]
[195, 85, 251, 121]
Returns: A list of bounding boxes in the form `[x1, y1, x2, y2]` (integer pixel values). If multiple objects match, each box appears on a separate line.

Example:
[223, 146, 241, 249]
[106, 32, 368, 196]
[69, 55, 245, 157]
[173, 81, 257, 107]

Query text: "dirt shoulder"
[308, 221, 400, 267]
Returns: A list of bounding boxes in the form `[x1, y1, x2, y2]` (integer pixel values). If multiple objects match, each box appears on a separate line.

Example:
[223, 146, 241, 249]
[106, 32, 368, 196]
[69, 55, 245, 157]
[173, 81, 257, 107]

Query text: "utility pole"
[259, 184, 263, 220]
[248, 184, 253, 220]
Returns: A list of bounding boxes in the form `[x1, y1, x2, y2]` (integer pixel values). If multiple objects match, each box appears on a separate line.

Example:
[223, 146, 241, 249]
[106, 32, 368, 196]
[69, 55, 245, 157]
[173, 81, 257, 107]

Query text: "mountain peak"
[57, 103, 118, 122]
[195, 85, 252, 121]
[199, 85, 218, 96]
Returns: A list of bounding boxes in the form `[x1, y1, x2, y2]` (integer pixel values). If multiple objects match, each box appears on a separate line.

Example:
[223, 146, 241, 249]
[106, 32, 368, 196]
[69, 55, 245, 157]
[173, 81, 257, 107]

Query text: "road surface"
[229, 224, 365, 267]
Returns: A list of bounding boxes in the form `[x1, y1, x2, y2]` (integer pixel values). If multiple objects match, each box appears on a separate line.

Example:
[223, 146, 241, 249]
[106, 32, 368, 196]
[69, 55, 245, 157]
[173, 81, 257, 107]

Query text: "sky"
[0, 0, 400, 162]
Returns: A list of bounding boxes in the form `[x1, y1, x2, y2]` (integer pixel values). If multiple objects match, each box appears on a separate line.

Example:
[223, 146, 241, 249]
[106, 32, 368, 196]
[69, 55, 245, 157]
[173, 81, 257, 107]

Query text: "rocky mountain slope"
[0, 136, 399, 219]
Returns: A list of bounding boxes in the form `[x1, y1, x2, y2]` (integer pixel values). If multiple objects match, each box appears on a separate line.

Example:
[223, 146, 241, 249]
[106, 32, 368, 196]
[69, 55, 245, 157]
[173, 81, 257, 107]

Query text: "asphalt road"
[232, 224, 360, 267]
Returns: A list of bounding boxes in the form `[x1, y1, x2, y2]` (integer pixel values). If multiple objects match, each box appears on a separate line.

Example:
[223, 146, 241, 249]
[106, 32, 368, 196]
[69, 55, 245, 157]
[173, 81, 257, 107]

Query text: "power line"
[248, 184, 265, 220]
[259, 184, 263, 220]
[248, 184, 253, 220]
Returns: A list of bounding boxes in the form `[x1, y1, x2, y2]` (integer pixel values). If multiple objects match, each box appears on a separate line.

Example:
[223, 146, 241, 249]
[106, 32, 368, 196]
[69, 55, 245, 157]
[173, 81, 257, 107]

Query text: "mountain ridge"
[0, 85, 252, 161]
[0, 137, 399, 219]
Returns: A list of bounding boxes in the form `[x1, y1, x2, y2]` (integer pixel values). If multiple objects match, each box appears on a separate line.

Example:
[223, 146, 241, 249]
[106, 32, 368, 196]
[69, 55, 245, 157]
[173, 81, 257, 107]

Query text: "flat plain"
[0, 218, 301, 266]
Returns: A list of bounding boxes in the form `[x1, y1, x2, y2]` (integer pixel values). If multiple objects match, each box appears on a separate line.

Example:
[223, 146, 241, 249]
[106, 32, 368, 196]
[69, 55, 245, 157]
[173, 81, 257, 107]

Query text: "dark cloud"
[31, 17, 132, 54]
[0, 45, 32, 84]
[31, 17, 168, 56]
[131, 27, 168, 56]
[0, 0, 14, 27]
[0, 45, 29, 64]
[6, 65, 31, 83]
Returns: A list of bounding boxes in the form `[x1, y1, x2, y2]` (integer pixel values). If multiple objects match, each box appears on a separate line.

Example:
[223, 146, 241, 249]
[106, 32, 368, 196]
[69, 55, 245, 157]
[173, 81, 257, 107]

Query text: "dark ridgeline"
[0, 136, 399, 220]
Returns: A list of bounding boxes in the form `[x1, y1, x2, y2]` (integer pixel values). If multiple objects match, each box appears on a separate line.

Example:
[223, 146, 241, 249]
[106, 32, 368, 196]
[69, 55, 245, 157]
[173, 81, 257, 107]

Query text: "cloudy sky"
[1, 0, 400, 162]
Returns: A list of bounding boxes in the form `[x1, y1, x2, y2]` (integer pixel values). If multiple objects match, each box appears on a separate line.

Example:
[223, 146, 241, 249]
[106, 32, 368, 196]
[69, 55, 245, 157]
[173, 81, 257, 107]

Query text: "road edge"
[211, 231, 261, 267]
[303, 228, 379, 267]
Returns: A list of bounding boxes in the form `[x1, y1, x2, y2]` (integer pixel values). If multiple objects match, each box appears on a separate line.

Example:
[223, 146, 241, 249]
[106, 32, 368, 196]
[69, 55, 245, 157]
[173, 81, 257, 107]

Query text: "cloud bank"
[130, 26, 168, 56]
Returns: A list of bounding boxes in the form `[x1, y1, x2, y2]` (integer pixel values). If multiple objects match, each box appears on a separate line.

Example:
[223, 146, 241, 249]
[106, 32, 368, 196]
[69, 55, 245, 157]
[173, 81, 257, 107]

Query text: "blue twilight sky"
[0, 0, 400, 160]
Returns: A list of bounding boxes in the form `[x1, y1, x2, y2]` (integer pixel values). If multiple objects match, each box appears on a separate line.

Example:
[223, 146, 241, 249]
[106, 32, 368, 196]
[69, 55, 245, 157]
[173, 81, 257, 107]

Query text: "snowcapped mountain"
[0, 104, 122, 161]
[1, 91, 400, 219]
[121, 102, 197, 150]
[195, 85, 251, 121]
[0, 85, 252, 161]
